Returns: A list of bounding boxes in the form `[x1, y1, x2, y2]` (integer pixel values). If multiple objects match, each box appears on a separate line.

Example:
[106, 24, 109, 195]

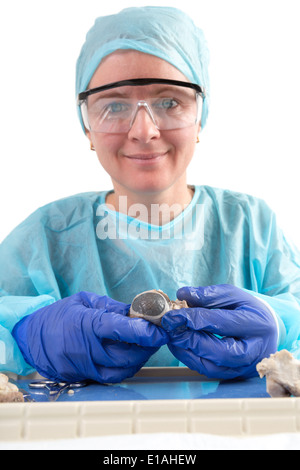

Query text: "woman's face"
[87, 50, 200, 196]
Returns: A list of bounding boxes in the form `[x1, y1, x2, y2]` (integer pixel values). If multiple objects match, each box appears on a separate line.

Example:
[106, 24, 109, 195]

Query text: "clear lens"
[81, 84, 202, 133]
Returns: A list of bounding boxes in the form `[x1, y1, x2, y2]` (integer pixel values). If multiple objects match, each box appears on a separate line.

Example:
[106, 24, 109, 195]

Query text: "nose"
[127, 103, 160, 143]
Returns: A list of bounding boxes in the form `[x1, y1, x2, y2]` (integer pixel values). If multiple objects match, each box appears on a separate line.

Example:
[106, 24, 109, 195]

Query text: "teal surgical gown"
[1, 185, 300, 375]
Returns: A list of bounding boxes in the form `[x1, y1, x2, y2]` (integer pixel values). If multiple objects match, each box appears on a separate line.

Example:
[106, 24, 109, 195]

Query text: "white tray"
[1, 368, 299, 442]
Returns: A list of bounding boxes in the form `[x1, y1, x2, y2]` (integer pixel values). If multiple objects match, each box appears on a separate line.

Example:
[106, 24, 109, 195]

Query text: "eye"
[107, 102, 130, 114]
[129, 289, 188, 325]
[129, 290, 172, 325]
[155, 98, 178, 110]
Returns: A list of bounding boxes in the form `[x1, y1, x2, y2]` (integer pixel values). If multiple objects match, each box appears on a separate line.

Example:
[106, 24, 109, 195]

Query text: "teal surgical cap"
[75, 6, 210, 132]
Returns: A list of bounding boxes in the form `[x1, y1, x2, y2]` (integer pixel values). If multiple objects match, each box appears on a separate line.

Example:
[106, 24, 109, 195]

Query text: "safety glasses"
[77, 78, 206, 134]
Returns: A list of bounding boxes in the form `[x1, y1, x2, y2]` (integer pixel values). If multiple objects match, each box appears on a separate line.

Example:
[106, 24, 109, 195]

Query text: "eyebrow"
[91, 90, 132, 99]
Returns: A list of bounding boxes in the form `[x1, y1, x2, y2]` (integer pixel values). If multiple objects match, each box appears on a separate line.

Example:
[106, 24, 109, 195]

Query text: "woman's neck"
[106, 181, 195, 225]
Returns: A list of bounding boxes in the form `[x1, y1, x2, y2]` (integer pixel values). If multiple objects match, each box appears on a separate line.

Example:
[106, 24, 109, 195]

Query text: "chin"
[130, 178, 172, 195]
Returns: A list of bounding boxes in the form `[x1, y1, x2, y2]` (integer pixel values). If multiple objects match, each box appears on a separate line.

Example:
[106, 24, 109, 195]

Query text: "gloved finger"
[162, 306, 269, 338]
[167, 328, 263, 367]
[177, 284, 260, 309]
[91, 339, 158, 368]
[92, 311, 169, 347]
[77, 291, 130, 316]
[167, 343, 257, 380]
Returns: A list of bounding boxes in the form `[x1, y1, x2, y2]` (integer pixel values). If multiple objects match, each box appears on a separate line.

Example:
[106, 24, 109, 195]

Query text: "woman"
[1, 7, 300, 383]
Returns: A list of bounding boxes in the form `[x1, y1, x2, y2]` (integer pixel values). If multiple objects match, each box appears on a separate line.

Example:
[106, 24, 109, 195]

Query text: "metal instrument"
[29, 380, 87, 402]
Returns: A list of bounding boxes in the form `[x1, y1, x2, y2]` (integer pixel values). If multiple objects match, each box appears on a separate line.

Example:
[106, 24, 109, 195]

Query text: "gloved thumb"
[78, 291, 130, 316]
[161, 310, 189, 333]
[177, 284, 252, 309]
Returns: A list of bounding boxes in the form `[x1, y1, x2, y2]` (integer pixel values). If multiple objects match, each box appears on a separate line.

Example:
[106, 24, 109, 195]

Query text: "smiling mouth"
[124, 152, 168, 161]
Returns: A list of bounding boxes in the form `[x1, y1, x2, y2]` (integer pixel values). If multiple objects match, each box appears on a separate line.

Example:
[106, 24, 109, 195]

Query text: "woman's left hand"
[161, 284, 278, 379]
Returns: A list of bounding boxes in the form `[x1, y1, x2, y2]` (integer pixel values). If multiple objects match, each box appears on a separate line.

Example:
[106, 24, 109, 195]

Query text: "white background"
[1, 0, 299, 245]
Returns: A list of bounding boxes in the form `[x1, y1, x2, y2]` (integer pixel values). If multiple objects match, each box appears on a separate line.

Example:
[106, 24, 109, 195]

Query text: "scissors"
[29, 380, 88, 402]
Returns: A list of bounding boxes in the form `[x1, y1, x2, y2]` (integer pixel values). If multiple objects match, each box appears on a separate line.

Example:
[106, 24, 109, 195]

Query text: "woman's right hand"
[12, 291, 169, 383]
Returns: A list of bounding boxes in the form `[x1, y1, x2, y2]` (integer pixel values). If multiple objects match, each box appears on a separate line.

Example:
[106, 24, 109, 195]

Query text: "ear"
[85, 131, 96, 151]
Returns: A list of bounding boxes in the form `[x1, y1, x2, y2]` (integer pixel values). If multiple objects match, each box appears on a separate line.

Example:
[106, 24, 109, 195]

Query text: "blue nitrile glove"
[161, 284, 278, 379]
[12, 291, 168, 383]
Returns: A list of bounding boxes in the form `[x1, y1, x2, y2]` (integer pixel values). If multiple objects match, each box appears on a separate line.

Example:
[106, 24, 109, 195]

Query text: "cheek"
[170, 128, 197, 165]
[92, 135, 124, 172]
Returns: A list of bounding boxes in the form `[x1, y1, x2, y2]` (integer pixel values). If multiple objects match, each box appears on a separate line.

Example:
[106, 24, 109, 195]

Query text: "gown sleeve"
[246, 199, 300, 359]
[0, 209, 57, 375]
